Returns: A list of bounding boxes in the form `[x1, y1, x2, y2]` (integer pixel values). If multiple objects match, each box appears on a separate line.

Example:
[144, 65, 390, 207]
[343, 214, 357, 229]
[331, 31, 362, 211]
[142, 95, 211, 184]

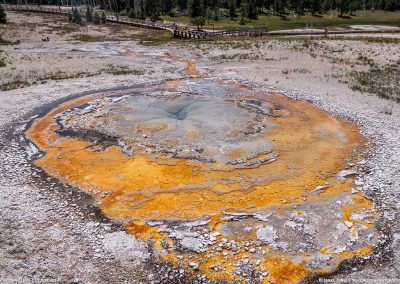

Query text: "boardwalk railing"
[3, 4, 186, 32]
[4, 4, 85, 15]
[174, 28, 267, 39]
[5, 4, 400, 39]
[4, 4, 268, 40]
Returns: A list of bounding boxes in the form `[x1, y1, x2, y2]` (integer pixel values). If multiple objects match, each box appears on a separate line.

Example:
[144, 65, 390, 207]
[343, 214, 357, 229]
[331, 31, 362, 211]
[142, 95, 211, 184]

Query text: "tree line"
[0, 4, 7, 24]
[6, 0, 400, 21]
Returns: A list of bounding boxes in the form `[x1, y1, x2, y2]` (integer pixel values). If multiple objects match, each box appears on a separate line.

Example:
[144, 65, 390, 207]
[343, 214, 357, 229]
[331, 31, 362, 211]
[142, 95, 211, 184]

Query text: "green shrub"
[239, 15, 246, 25]
[93, 12, 101, 24]
[101, 12, 107, 24]
[351, 65, 400, 102]
[85, 6, 93, 23]
[72, 8, 82, 25]
[128, 9, 136, 19]
[229, 0, 236, 19]
[191, 16, 206, 30]
[0, 57, 6, 67]
[0, 4, 7, 24]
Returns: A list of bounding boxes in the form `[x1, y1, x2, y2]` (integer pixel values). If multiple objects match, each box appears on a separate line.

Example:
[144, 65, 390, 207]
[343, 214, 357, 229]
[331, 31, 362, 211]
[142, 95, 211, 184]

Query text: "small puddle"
[24, 44, 379, 283]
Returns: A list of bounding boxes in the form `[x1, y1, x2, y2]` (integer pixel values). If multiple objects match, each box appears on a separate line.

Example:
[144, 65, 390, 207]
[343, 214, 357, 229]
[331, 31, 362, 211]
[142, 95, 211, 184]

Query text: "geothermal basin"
[24, 52, 379, 283]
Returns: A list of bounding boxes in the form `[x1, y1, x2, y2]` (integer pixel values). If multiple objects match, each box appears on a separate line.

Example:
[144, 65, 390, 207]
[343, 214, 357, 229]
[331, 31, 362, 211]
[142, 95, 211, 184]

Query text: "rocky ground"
[174, 36, 400, 281]
[0, 12, 186, 284]
[0, 12, 171, 91]
[1, 11, 400, 284]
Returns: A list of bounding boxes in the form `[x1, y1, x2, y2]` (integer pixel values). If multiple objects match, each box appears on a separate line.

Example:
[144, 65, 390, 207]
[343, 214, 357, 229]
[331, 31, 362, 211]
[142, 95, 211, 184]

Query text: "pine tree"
[239, 1, 247, 24]
[311, 0, 322, 14]
[0, 4, 7, 24]
[85, 6, 93, 23]
[330, 0, 337, 10]
[239, 14, 246, 25]
[349, 1, 359, 13]
[163, 0, 174, 15]
[206, 7, 212, 23]
[188, 0, 204, 17]
[73, 8, 82, 25]
[101, 12, 107, 24]
[274, 0, 286, 15]
[128, 8, 136, 18]
[229, 0, 236, 19]
[191, 16, 206, 30]
[385, 0, 397, 10]
[177, 0, 188, 10]
[337, 0, 349, 16]
[93, 12, 101, 24]
[139, 0, 146, 19]
[45, 0, 399, 23]
[322, 0, 331, 12]
[213, 6, 219, 21]
[248, 0, 258, 19]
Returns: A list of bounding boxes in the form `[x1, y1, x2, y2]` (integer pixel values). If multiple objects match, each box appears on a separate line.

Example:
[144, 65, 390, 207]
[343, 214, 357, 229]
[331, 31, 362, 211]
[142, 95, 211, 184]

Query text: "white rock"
[179, 236, 206, 252]
[338, 170, 357, 180]
[256, 226, 278, 244]
[102, 231, 150, 264]
[344, 221, 353, 228]
[189, 262, 199, 270]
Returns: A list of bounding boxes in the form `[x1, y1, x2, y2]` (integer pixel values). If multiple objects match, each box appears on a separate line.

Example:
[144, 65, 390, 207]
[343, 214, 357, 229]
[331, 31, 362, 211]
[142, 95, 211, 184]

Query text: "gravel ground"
[0, 48, 187, 283]
[1, 11, 400, 284]
[183, 37, 400, 281]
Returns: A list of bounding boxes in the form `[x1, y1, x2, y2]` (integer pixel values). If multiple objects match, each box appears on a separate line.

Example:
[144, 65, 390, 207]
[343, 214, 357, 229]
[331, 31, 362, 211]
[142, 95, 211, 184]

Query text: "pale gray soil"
[0, 13, 185, 283]
[177, 37, 400, 281]
[1, 11, 400, 284]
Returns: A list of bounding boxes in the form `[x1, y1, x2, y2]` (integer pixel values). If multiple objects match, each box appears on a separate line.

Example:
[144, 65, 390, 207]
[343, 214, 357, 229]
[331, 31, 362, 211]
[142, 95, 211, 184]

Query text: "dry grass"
[351, 64, 400, 102]
[162, 10, 400, 31]
[0, 65, 145, 91]
[0, 57, 6, 67]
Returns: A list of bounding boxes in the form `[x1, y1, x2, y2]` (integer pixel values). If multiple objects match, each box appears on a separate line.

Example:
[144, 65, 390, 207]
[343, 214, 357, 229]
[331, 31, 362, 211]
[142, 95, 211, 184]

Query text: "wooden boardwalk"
[4, 4, 268, 39]
[4, 5, 399, 39]
[4, 4, 182, 33]
[173, 28, 267, 39]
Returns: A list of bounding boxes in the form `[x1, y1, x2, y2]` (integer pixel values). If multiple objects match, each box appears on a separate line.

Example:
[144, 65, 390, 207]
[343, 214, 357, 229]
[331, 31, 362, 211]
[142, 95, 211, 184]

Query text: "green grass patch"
[0, 36, 15, 45]
[134, 29, 173, 45]
[162, 10, 400, 31]
[310, 35, 400, 44]
[73, 25, 172, 43]
[0, 80, 30, 91]
[211, 52, 262, 61]
[104, 65, 144, 76]
[0, 57, 6, 67]
[43, 23, 79, 34]
[0, 65, 145, 91]
[351, 64, 400, 103]
[73, 34, 109, 42]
